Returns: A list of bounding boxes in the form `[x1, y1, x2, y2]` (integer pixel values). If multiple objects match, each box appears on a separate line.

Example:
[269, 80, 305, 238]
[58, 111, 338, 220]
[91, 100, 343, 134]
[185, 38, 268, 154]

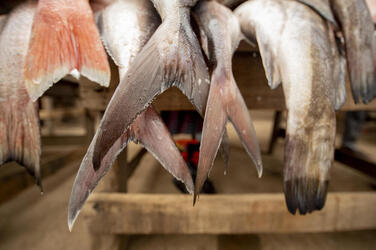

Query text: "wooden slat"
[82, 192, 376, 234]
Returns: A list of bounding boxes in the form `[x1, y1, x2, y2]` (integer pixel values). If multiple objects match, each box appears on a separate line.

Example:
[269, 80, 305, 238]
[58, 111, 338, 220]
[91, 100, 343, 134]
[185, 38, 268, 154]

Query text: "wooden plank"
[39, 107, 85, 120]
[82, 192, 376, 234]
[0, 148, 84, 204]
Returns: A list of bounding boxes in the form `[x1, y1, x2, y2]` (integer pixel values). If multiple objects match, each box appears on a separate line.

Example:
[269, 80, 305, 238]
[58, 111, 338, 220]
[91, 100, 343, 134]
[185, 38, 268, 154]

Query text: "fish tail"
[194, 68, 262, 202]
[331, 0, 375, 104]
[24, 0, 110, 101]
[284, 110, 335, 215]
[129, 106, 194, 194]
[92, 19, 210, 169]
[0, 97, 42, 190]
[69, 106, 192, 230]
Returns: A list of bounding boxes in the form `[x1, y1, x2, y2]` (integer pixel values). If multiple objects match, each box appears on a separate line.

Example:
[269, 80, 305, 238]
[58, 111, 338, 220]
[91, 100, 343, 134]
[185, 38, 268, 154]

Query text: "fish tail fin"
[69, 106, 192, 230]
[194, 69, 262, 202]
[330, 0, 375, 104]
[284, 110, 335, 215]
[0, 97, 42, 190]
[225, 74, 263, 177]
[92, 20, 210, 169]
[24, 0, 110, 101]
[129, 107, 194, 194]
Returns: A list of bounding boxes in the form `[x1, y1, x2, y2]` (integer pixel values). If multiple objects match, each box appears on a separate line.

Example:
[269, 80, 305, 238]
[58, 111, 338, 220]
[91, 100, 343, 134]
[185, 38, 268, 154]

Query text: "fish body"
[68, 0, 194, 230]
[91, 0, 211, 169]
[192, 1, 262, 202]
[236, 0, 339, 214]
[0, 3, 42, 188]
[330, 0, 375, 103]
[24, 0, 111, 101]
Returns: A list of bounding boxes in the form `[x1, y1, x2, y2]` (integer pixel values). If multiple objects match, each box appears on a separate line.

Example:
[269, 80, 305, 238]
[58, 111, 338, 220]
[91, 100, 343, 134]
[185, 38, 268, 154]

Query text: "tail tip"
[68, 208, 78, 232]
[284, 178, 328, 215]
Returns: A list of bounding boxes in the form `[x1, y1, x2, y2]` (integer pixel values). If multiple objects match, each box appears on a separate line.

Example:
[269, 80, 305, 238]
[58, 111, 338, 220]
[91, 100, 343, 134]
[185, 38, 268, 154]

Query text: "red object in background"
[176, 139, 200, 166]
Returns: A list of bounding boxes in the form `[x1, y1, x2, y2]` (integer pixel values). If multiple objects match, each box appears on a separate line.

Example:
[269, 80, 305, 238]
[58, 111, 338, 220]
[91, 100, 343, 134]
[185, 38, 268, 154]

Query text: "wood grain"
[82, 192, 376, 234]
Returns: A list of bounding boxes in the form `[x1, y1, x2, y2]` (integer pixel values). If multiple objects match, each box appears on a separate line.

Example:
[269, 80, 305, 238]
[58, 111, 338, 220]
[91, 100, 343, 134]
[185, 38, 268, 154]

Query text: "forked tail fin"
[92, 17, 210, 169]
[68, 106, 193, 230]
[0, 96, 42, 189]
[194, 69, 262, 203]
[24, 0, 110, 101]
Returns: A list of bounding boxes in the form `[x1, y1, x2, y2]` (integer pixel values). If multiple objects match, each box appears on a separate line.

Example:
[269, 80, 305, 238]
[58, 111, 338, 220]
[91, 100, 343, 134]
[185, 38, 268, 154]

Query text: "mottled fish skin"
[92, 0, 211, 169]
[0, 3, 42, 189]
[68, 0, 194, 230]
[192, 1, 262, 203]
[24, 0, 111, 101]
[330, 0, 375, 103]
[236, 0, 338, 214]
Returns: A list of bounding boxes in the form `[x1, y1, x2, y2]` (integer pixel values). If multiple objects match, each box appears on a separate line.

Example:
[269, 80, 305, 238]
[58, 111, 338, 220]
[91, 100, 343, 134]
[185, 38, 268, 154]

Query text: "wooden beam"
[82, 192, 376, 234]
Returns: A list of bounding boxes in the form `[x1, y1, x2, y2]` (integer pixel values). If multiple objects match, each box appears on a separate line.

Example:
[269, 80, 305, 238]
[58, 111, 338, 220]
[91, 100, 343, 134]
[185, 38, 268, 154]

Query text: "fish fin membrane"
[283, 113, 335, 215]
[92, 21, 210, 169]
[194, 69, 262, 202]
[255, 32, 282, 89]
[297, 0, 337, 27]
[69, 106, 193, 230]
[331, 0, 375, 104]
[24, 0, 110, 101]
[0, 98, 42, 189]
[219, 129, 230, 173]
[96, 9, 120, 68]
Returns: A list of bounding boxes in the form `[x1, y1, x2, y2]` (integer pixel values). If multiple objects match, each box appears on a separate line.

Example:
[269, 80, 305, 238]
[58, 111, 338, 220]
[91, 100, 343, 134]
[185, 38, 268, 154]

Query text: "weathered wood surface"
[82, 192, 376, 234]
[0, 147, 84, 204]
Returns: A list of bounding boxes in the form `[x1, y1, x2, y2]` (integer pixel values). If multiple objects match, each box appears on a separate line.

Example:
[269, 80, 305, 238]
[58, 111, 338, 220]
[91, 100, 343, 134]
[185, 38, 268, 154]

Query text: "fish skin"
[68, 0, 194, 230]
[236, 0, 338, 214]
[330, 0, 375, 104]
[92, 0, 211, 170]
[297, 0, 337, 26]
[24, 0, 111, 102]
[192, 1, 262, 203]
[0, 3, 42, 189]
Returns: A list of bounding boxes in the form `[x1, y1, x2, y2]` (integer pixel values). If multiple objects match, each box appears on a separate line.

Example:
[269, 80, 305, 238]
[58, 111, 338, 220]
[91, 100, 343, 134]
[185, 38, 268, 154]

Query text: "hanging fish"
[330, 0, 375, 103]
[235, 0, 345, 214]
[0, 3, 42, 189]
[192, 1, 262, 203]
[24, 0, 111, 101]
[68, 0, 194, 230]
[91, 0, 211, 170]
